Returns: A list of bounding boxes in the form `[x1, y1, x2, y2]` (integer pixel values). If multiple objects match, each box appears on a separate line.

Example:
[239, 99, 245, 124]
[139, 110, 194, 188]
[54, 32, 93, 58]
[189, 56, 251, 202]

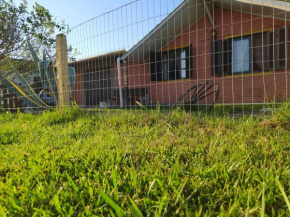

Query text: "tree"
[0, 0, 68, 60]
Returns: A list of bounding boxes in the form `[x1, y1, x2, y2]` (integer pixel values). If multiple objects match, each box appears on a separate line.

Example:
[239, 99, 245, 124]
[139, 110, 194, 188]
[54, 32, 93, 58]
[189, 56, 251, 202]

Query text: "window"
[0, 89, 3, 98]
[150, 45, 192, 81]
[252, 33, 268, 72]
[232, 37, 250, 73]
[211, 27, 288, 75]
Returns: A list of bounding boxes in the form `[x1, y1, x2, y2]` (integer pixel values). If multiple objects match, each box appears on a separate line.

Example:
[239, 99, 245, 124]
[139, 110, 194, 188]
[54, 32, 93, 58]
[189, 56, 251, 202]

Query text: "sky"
[14, 0, 183, 59]
[14, 0, 139, 29]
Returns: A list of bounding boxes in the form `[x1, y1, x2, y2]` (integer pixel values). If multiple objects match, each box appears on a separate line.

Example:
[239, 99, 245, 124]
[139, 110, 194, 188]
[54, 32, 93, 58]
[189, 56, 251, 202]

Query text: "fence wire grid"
[1, 0, 290, 116]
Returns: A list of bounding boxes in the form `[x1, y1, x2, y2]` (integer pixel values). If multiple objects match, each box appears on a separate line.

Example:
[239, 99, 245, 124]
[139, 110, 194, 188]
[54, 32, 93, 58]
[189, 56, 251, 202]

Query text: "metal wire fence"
[1, 0, 290, 116]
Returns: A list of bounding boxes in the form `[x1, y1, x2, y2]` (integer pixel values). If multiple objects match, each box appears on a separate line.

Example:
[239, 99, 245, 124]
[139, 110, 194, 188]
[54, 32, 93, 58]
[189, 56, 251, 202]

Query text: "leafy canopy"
[0, 0, 68, 60]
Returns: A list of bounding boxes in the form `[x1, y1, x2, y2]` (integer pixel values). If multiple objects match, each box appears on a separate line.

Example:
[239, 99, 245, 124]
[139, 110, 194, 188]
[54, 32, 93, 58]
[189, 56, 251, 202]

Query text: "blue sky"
[14, 0, 183, 59]
[14, 0, 140, 29]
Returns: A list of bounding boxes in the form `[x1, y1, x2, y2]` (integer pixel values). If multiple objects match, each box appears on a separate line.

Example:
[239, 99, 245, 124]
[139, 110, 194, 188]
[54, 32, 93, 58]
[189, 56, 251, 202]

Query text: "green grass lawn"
[0, 104, 290, 216]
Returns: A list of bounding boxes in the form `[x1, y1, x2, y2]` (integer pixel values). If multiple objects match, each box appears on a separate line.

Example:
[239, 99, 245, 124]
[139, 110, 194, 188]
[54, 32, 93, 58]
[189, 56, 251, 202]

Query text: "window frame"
[211, 27, 288, 76]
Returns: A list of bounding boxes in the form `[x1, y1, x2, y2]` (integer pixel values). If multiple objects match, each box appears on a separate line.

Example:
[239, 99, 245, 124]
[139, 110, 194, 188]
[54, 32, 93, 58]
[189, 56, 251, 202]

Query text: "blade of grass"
[66, 172, 79, 192]
[147, 179, 156, 196]
[249, 206, 260, 215]
[0, 197, 23, 212]
[99, 190, 126, 217]
[128, 197, 143, 217]
[112, 168, 119, 202]
[33, 208, 54, 216]
[157, 192, 167, 217]
[175, 178, 188, 205]
[110, 209, 117, 217]
[0, 204, 7, 217]
[276, 178, 290, 211]
[136, 101, 148, 110]
[261, 182, 265, 217]
[52, 194, 63, 214]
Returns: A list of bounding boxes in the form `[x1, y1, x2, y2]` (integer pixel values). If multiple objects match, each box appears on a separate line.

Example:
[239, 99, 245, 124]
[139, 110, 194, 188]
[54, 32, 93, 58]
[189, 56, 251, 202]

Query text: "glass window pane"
[232, 38, 250, 73]
[269, 31, 274, 69]
[253, 34, 267, 71]
[180, 50, 187, 78]
[181, 69, 186, 78]
[181, 50, 186, 58]
[169, 52, 176, 80]
[163, 61, 168, 81]
[162, 52, 168, 60]
[181, 59, 186, 69]
[223, 40, 231, 74]
[279, 28, 286, 69]
[169, 50, 176, 60]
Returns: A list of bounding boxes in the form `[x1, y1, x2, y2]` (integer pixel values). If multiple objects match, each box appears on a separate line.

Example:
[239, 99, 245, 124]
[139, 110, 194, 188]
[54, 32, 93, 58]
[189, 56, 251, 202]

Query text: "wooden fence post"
[56, 34, 70, 107]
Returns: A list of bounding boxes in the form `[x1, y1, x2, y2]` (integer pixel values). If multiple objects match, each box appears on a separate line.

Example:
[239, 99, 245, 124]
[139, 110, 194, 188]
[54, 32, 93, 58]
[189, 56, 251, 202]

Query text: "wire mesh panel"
[1, 0, 290, 116]
[67, 0, 290, 116]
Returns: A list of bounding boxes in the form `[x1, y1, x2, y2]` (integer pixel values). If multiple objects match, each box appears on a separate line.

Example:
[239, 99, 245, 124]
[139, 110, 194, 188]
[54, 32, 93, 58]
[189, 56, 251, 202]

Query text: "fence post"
[56, 34, 70, 107]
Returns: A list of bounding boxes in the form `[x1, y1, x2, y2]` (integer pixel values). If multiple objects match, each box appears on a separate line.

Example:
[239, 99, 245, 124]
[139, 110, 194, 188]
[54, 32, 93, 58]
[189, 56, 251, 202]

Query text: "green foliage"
[0, 43, 76, 110]
[0, 104, 290, 216]
[0, 0, 68, 60]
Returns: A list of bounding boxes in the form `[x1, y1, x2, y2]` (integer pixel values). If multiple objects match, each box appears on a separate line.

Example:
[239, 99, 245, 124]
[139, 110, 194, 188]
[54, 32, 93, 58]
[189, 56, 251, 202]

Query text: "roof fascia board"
[70, 50, 125, 65]
[228, 8, 290, 22]
[237, 0, 290, 10]
[221, 0, 290, 22]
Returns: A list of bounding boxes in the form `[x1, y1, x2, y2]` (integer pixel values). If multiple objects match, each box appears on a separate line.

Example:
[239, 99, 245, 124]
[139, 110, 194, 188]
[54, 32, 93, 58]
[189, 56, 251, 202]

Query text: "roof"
[121, 0, 290, 63]
[68, 50, 126, 72]
[238, 0, 290, 11]
[69, 50, 126, 65]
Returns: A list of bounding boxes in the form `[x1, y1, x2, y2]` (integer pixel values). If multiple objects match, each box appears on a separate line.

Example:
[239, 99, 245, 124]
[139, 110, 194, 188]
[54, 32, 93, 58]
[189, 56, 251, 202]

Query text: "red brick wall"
[125, 7, 290, 105]
[71, 71, 83, 106]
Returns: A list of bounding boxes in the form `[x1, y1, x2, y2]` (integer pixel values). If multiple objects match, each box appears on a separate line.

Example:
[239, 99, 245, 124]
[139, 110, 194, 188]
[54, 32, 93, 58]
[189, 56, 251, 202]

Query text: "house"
[114, 0, 290, 107]
[70, 50, 125, 108]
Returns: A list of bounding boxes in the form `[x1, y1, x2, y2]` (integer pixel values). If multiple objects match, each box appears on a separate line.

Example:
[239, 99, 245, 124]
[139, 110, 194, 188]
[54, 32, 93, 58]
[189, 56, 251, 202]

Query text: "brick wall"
[71, 71, 83, 106]
[124, 7, 290, 105]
